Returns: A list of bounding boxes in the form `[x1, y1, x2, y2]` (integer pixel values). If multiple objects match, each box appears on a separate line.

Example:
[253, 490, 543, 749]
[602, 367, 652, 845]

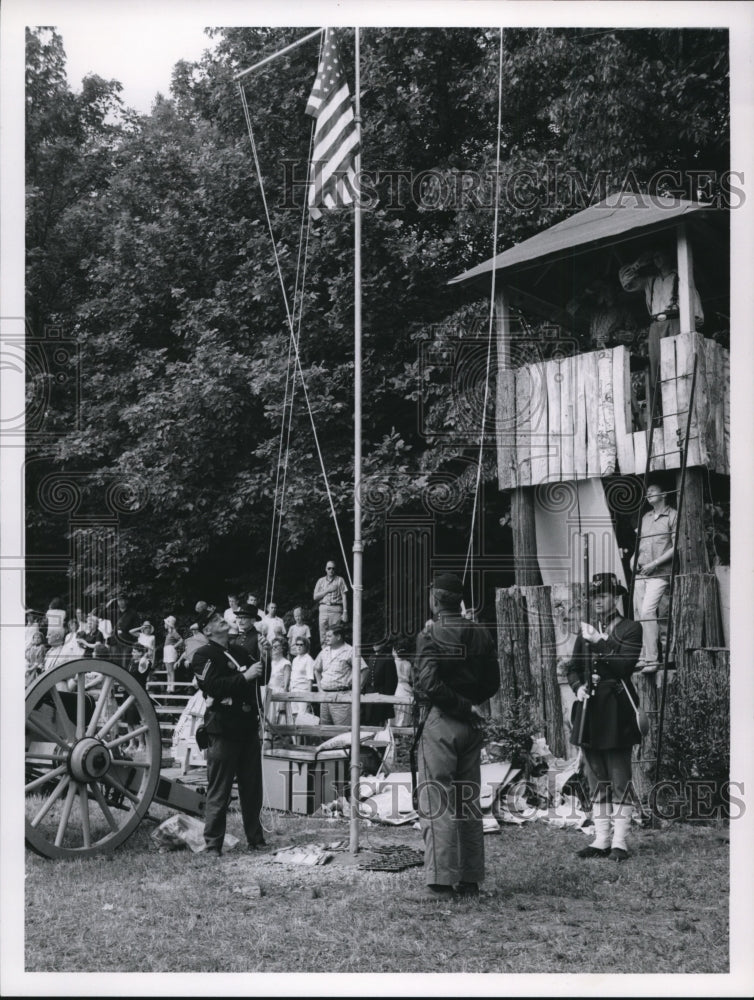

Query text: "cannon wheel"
[25, 658, 162, 859]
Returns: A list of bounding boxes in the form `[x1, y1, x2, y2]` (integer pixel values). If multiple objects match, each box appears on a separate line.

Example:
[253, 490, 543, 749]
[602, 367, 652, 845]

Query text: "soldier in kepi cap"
[191, 605, 267, 856]
[410, 573, 500, 901]
[567, 574, 643, 862]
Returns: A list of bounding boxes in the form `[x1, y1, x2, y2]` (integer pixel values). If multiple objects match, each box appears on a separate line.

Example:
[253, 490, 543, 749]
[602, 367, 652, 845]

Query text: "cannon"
[25, 658, 207, 859]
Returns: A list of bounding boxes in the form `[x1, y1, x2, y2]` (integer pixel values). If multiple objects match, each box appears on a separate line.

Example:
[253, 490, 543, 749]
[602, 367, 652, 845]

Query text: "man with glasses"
[313, 560, 348, 647]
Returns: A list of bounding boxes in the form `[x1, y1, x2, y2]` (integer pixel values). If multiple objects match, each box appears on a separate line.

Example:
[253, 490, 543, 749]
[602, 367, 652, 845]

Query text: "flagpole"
[233, 28, 325, 80]
[349, 26, 363, 856]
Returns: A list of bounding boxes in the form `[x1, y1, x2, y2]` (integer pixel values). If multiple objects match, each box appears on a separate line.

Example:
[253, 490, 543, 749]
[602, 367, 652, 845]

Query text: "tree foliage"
[25, 26, 729, 625]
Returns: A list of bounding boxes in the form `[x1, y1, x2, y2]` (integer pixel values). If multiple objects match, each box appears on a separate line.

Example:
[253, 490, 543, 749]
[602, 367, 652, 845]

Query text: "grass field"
[24, 807, 729, 975]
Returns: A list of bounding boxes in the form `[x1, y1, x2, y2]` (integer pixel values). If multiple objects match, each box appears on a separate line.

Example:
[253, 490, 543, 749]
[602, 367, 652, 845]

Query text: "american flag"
[305, 29, 360, 218]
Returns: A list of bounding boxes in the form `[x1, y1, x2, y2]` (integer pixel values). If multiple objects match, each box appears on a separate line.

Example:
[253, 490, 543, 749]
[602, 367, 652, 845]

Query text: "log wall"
[497, 333, 729, 486]
[494, 585, 567, 758]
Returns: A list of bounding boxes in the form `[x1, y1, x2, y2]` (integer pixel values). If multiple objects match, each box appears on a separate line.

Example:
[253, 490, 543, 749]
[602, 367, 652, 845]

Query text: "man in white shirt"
[312, 623, 366, 725]
[619, 246, 704, 397]
[223, 594, 241, 638]
[261, 602, 286, 643]
[631, 483, 677, 672]
[313, 560, 349, 646]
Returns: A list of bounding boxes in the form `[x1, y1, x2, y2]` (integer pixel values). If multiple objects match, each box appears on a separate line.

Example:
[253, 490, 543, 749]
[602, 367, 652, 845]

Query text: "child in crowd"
[126, 644, 153, 753]
[93, 606, 113, 643]
[162, 615, 183, 693]
[392, 637, 414, 727]
[25, 611, 40, 648]
[129, 621, 156, 658]
[265, 636, 292, 730]
[287, 607, 311, 648]
[261, 602, 286, 643]
[25, 631, 46, 688]
[45, 597, 66, 649]
[289, 636, 316, 719]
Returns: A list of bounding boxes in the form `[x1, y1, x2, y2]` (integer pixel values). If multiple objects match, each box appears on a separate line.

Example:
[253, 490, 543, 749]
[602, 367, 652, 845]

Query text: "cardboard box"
[262, 748, 348, 815]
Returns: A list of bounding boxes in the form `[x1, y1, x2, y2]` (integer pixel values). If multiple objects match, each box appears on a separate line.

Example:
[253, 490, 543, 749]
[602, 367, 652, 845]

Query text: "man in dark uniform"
[192, 606, 266, 856]
[567, 574, 643, 862]
[235, 604, 261, 661]
[107, 594, 140, 669]
[361, 640, 397, 726]
[412, 573, 500, 900]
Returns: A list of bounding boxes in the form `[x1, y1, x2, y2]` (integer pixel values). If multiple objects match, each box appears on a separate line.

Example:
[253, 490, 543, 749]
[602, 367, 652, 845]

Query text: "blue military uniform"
[192, 639, 265, 851]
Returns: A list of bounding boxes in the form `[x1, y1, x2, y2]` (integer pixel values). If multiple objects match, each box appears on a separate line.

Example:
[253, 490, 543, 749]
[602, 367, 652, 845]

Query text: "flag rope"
[263, 120, 315, 613]
[463, 27, 505, 607]
[268, 210, 314, 609]
[238, 82, 354, 590]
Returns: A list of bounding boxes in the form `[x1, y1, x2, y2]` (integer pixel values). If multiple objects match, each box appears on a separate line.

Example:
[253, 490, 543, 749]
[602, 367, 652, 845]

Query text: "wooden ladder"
[628, 353, 699, 785]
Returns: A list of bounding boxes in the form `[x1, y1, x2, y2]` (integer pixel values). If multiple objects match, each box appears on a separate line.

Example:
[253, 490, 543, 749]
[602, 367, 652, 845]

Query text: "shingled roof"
[449, 194, 721, 286]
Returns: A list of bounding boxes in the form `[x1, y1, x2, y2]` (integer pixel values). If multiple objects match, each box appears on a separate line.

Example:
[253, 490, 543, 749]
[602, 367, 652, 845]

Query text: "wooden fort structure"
[450, 194, 730, 779]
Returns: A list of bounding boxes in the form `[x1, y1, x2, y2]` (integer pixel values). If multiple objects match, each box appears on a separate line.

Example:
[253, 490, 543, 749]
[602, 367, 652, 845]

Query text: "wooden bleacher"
[147, 673, 415, 758]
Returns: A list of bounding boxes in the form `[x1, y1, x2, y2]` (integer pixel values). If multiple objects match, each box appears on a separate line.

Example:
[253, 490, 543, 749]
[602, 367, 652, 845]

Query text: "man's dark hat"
[589, 573, 628, 598]
[235, 605, 255, 619]
[430, 572, 464, 596]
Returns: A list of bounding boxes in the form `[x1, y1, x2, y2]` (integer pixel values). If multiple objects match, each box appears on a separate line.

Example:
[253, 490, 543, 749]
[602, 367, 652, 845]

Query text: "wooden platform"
[497, 333, 729, 484]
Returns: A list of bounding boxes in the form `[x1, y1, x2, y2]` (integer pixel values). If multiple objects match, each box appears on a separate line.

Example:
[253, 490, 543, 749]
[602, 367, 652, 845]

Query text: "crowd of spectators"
[24, 576, 416, 730]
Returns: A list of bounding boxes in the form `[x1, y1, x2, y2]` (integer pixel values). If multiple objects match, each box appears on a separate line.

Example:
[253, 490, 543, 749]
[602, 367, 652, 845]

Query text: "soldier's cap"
[235, 605, 255, 619]
[589, 573, 628, 598]
[430, 572, 464, 596]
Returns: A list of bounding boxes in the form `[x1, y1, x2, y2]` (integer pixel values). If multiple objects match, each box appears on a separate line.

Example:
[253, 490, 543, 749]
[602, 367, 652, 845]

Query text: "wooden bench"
[265, 690, 415, 741]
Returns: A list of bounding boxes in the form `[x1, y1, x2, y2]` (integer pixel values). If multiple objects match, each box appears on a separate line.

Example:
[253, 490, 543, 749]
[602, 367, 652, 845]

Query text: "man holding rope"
[411, 573, 500, 901]
[192, 606, 267, 856]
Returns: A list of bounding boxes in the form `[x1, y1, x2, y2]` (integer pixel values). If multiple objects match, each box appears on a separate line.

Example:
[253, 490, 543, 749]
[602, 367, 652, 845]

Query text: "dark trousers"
[648, 316, 680, 403]
[204, 731, 264, 850]
[583, 747, 634, 807]
[417, 706, 485, 887]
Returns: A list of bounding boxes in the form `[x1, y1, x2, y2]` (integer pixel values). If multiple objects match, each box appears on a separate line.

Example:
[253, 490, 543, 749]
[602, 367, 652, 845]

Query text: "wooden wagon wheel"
[25, 658, 162, 859]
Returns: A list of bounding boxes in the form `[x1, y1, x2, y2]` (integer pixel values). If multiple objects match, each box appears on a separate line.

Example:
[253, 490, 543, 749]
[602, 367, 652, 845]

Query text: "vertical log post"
[494, 587, 519, 715]
[496, 289, 517, 490]
[676, 222, 698, 338]
[511, 587, 532, 699]
[631, 673, 660, 803]
[511, 487, 543, 586]
[520, 584, 567, 758]
[675, 469, 709, 575]
[670, 573, 723, 672]
[495, 288, 511, 370]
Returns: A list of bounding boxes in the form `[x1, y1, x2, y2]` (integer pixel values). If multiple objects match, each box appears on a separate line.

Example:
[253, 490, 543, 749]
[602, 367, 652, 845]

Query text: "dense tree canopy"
[25, 26, 729, 633]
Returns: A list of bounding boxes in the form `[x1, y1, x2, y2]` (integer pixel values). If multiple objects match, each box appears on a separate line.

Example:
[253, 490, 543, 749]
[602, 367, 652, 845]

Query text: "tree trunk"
[493, 588, 519, 716]
[511, 587, 532, 698]
[670, 573, 723, 671]
[675, 468, 709, 574]
[630, 672, 660, 804]
[511, 487, 543, 585]
[520, 587, 544, 723]
[520, 585, 567, 758]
